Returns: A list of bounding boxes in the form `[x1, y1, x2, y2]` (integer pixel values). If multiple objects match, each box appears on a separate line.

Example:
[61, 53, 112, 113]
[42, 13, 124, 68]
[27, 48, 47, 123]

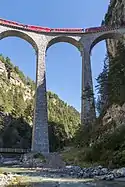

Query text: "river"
[1, 166, 125, 187]
[6, 181, 125, 187]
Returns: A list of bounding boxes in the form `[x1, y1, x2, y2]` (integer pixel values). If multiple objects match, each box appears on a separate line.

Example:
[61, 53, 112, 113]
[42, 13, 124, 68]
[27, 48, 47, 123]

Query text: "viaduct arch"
[0, 23, 125, 153]
[46, 36, 83, 52]
[89, 32, 123, 53]
[0, 30, 38, 52]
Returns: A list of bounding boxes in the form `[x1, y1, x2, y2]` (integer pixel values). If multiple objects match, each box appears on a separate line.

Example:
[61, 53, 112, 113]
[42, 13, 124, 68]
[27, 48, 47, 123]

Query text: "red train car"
[0, 18, 21, 27]
[85, 26, 116, 33]
[51, 28, 84, 32]
[85, 27, 103, 33]
[0, 18, 51, 32]
[27, 25, 51, 32]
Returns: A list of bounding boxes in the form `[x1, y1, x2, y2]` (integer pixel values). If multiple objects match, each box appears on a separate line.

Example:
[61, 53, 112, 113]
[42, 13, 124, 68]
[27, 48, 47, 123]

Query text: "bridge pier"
[31, 48, 49, 153]
[81, 49, 96, 125]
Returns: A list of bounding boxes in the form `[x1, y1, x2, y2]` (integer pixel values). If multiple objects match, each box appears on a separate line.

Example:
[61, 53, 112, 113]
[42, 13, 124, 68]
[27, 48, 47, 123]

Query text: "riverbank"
[0, 166, 125, 186]
[0, 167, 94, 186]
[0, 153, 125, 186]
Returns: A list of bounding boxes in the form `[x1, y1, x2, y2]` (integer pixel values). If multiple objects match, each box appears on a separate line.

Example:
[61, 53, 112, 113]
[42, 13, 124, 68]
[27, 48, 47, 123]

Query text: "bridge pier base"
[81, 49, 96, 125]
[31, 49, 49, 153]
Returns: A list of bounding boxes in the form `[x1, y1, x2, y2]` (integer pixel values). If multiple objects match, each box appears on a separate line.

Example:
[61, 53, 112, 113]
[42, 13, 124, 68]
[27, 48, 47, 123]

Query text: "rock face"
[112, 168, 125, 178]
[0, 59, 34, 101]
[102, 103, 125, 127]
[0, 60, 6, 74]
[92, 103, 125, 141]
[104, 0, 125, 57]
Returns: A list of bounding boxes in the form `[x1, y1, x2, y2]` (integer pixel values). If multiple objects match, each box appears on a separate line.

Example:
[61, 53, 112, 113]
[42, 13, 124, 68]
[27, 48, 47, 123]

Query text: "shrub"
[33, 153, 46, 162]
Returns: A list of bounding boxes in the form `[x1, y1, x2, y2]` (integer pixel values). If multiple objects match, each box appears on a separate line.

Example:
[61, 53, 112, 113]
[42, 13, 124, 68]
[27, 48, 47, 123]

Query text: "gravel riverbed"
[0, 155, 125, 187]
[0, 165, 125, 187]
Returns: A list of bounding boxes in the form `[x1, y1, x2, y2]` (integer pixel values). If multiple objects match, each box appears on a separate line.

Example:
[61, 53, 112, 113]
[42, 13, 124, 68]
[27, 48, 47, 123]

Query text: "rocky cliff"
[0, 59, 34, 102]
[104, 0, 125, 57]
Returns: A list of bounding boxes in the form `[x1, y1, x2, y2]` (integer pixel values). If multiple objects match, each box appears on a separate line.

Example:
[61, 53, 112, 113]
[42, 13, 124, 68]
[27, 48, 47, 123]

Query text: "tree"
[48, 121, 68, 152]
[5, 57, 14, 70]
[24, 99, 34, 123]
[96, 41, 125, 115]
[13, 87, 26, 117]
[96, 54, 109, 114]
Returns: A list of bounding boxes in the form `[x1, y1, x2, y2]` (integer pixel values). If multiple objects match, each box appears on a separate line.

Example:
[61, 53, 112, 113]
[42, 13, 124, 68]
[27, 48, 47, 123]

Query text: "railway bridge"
[0, 21, 125, 153]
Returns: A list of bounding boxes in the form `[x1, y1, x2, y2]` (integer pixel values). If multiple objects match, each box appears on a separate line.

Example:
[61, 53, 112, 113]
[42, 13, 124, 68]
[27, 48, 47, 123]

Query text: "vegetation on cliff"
[70, 41, 125, 168]
[0, 54, 80, 152]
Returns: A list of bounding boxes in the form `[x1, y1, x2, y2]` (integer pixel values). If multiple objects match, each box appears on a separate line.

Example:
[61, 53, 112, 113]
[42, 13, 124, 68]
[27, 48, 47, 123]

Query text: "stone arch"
[90, 32, 123, 54]
[46, 36, 83, 52]
[0, 30, 38, 53]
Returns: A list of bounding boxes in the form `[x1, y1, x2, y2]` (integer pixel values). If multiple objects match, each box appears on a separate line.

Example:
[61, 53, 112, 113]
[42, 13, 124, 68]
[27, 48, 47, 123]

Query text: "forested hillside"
[0, 54, 80, 151]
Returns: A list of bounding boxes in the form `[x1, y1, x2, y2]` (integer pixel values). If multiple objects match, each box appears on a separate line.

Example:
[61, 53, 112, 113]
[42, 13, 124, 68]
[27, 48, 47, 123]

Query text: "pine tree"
[96, 54, 109, 114]
[96, 41, 125, 115]
[13, 86, 26, 117]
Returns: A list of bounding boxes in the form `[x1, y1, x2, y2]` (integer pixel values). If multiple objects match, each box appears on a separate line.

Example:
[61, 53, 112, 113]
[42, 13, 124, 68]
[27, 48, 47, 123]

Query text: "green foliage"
[2, 117, 32, 149]
[96, 54, 109, 114]
[14, 66, 26, 83]
[0, 54, 6, 63]
[96, 42, 125, 114]
[48, 121, 68, 152]
[108, 42, 125, 105]
[73, 123, 92, 147]
[33, 153, 46, 162]
[5, 57, 14, 70]
[0, 54, 36, 86]
[61, 147, 98, 167]
[26, 76, 36, 90]
[47, 91, 80, 139]
[73, 122, 125, 168]
[73, 41, 125, 168]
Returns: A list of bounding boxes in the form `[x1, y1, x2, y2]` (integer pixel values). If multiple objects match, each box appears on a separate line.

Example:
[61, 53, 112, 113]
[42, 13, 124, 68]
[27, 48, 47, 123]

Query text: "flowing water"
[6, 181, 125, 187]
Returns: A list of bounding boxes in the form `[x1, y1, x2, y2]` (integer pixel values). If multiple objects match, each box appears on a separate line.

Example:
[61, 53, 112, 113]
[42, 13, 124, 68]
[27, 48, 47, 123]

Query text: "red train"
[0, 18, 51, 32]
[0, 18, 119, 34]
[50, 28, 84, 32]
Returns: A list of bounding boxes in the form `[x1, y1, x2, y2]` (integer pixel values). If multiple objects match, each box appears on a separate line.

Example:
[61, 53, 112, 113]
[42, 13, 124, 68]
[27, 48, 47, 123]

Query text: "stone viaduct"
[0, 23, 125, 153]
